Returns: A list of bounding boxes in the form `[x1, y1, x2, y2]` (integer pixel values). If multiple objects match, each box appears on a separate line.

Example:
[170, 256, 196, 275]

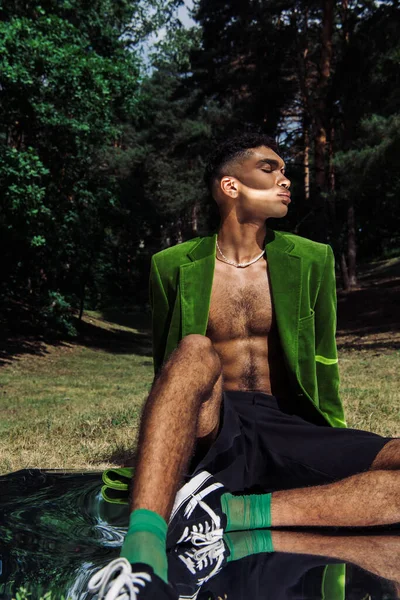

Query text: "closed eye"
[262, 168, 286, 175]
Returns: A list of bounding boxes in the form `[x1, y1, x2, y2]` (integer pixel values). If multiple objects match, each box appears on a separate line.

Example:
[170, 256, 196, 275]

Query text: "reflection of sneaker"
[168, 537, 229, 599]
[167, 471, 227, 549]
[87, 557, 178, 599]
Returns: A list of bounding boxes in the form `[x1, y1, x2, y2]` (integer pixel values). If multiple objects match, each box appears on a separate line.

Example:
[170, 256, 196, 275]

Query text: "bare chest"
[205, 258, 275, 341]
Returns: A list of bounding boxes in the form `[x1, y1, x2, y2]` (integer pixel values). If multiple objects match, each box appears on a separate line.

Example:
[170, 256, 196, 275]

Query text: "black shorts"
[198, 552, 344, 600]
[188, 390, 392, 494]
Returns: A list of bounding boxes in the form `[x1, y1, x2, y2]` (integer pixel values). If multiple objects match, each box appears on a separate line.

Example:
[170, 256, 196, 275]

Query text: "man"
[88, 132, 400, 599]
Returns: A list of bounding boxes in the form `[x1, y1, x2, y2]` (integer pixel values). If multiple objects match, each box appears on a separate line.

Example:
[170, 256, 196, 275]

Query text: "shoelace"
[176, 483, 224, 546]
[176, 493, 224, 546]
[88, 557, 152, 600]
[178, 519, 225, 546]
[178, 539, 226, 585]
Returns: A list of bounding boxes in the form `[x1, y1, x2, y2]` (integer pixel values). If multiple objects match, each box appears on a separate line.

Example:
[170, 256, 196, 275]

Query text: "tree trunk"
[347, 198, 358, 288]
[79, 284, 85, 321]
[327, 124, 336, 229]
[314, 117, 327, 206]
[191, 200, 199, 235]
[173, 219, 183, 245]
[340, 251, 350, 291]
[304, 121, 310, 202]
[177, 220, 183, 244]
[312, 0, 334, 242]
[340, 0, 358, 289]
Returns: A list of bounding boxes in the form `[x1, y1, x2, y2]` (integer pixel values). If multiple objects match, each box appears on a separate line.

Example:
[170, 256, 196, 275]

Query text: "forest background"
[0, 0, 399, 472]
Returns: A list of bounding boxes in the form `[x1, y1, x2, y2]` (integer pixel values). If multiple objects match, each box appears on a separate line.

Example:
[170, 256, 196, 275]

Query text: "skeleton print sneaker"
[87, 558, 178, 599]
[167, 471, 227, 549]
[168, 537, 229, 599]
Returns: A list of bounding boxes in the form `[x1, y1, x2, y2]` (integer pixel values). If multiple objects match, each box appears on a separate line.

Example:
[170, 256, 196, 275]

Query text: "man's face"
[221, 145, 291, 220]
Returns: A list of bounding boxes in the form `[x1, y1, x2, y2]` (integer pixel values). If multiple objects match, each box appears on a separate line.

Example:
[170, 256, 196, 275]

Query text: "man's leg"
[119, 334, 223, 581]
[131, 333, 223, 519]
[271, 530, 400, 590]
[269, 439, 400, 527]
[370, 438, 400, 470]
[220, 396, 400, 531]
[223, 441, 400, 530]
[87, 335, 224, 598]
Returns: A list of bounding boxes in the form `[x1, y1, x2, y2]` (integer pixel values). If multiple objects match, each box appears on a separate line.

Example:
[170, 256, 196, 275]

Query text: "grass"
[339, 349, 399, 436]
[0, 253, 399, 475]
[0, 312, 154, 473]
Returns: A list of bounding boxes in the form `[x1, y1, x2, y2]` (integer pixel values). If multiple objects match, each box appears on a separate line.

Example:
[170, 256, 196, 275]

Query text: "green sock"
[221, 492, 272, 532]
[120, 509, 168, 583]
[225, 530, 274, 562]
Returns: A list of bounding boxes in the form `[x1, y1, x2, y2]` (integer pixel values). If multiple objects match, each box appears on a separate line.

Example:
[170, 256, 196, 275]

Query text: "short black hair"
[204, 130, 279, 194]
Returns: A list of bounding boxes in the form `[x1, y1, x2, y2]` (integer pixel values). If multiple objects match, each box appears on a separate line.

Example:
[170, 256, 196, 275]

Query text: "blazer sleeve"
[149, 255, 170, 378]
[314, 245, 347, 428]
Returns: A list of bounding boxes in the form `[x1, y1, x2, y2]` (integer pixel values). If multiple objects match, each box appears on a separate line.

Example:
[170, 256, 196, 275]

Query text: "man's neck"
[216, 223, 268, 264]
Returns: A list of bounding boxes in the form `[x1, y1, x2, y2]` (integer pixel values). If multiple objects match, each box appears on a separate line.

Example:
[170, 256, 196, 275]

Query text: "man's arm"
[314, 245, 347, 428]
[149, 255, 170, 378]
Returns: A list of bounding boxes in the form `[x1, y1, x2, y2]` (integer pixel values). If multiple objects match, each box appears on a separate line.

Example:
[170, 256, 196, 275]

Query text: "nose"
[278, 173, 291, 190]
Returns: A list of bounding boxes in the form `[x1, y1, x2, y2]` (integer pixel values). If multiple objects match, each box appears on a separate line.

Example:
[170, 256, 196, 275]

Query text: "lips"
[278, 193, 291, 204]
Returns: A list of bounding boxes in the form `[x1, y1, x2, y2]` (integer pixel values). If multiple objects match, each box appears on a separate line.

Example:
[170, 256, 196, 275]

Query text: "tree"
[187, 0, 400, 286]
[0, 0, 181, 332]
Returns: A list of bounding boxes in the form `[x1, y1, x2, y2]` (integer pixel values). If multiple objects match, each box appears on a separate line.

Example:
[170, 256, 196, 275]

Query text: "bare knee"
[179, 333, 213, 352]
[155, 334, 221, 400]
[370, 439, 400, 470]
[178, 334, 221, 374]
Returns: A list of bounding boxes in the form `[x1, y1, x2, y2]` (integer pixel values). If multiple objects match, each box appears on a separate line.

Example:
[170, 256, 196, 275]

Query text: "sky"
[177, 0, 195, 28]
[142, 0, 196, 66]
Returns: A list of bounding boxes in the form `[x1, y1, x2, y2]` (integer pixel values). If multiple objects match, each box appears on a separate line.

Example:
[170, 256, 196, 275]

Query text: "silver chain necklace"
[216, 237, 266, 268]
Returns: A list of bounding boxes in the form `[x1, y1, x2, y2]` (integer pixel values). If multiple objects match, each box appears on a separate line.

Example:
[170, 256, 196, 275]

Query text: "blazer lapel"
[265, 230, 302, 375]
[179, 232, 217, 338]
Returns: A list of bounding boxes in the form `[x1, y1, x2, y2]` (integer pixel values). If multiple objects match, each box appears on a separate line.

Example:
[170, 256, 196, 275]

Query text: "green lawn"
[0, 312, 154, 473]
[0, 310, 399, 475]
[339, 350, 399, 436]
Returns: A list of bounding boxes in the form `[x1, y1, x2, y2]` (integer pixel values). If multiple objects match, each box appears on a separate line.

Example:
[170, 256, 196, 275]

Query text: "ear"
[220, 176, 238, 198]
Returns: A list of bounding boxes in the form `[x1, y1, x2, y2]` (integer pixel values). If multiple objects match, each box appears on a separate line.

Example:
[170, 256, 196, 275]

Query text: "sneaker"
[168, 537, 229, 599]
[167, 471, 227, 549]
[87, 557, 178, 599]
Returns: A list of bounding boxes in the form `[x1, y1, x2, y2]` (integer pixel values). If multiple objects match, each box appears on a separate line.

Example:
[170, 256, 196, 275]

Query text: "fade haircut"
[204, 131, 279, 194]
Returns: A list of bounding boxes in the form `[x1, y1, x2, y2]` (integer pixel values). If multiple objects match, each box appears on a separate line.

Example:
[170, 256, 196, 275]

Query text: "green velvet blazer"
[149, 227, 347, 429]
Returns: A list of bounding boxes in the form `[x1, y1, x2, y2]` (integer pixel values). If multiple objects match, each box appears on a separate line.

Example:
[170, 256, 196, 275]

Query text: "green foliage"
[12, 587, 71, 600]
[1, 0, 400, 331]
[41, 290, 77, 337]
[0, 145, 49, 233]
[335, 114, 400, 173]
[0, 1, 145, 333]
[335, 113, 400, 259]
[132, 25, 229, 244]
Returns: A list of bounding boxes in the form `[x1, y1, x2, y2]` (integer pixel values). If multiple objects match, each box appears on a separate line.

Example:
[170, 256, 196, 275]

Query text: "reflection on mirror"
[0, 470, 398, 599]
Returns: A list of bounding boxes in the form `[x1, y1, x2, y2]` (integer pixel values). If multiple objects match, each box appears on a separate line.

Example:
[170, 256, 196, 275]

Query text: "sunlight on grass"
[0, 311, 399, 474]
[0, 335, 153, 473]
[340, 349, 400, 436]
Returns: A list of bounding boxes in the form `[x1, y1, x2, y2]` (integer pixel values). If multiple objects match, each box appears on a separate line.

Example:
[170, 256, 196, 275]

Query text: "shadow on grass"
[357, 257, 400, 282]
[336, 257, 400, 351]
[0, 307, 153, 367]
[337, 338, 400, 352]
[0, 300, 74, 367]
[99, 446, 138, 468]
[0, 336, 71, 367]
[337, 284, 400, 346]
[100, 308, 151, 332]
[72, 315, 152, 357]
